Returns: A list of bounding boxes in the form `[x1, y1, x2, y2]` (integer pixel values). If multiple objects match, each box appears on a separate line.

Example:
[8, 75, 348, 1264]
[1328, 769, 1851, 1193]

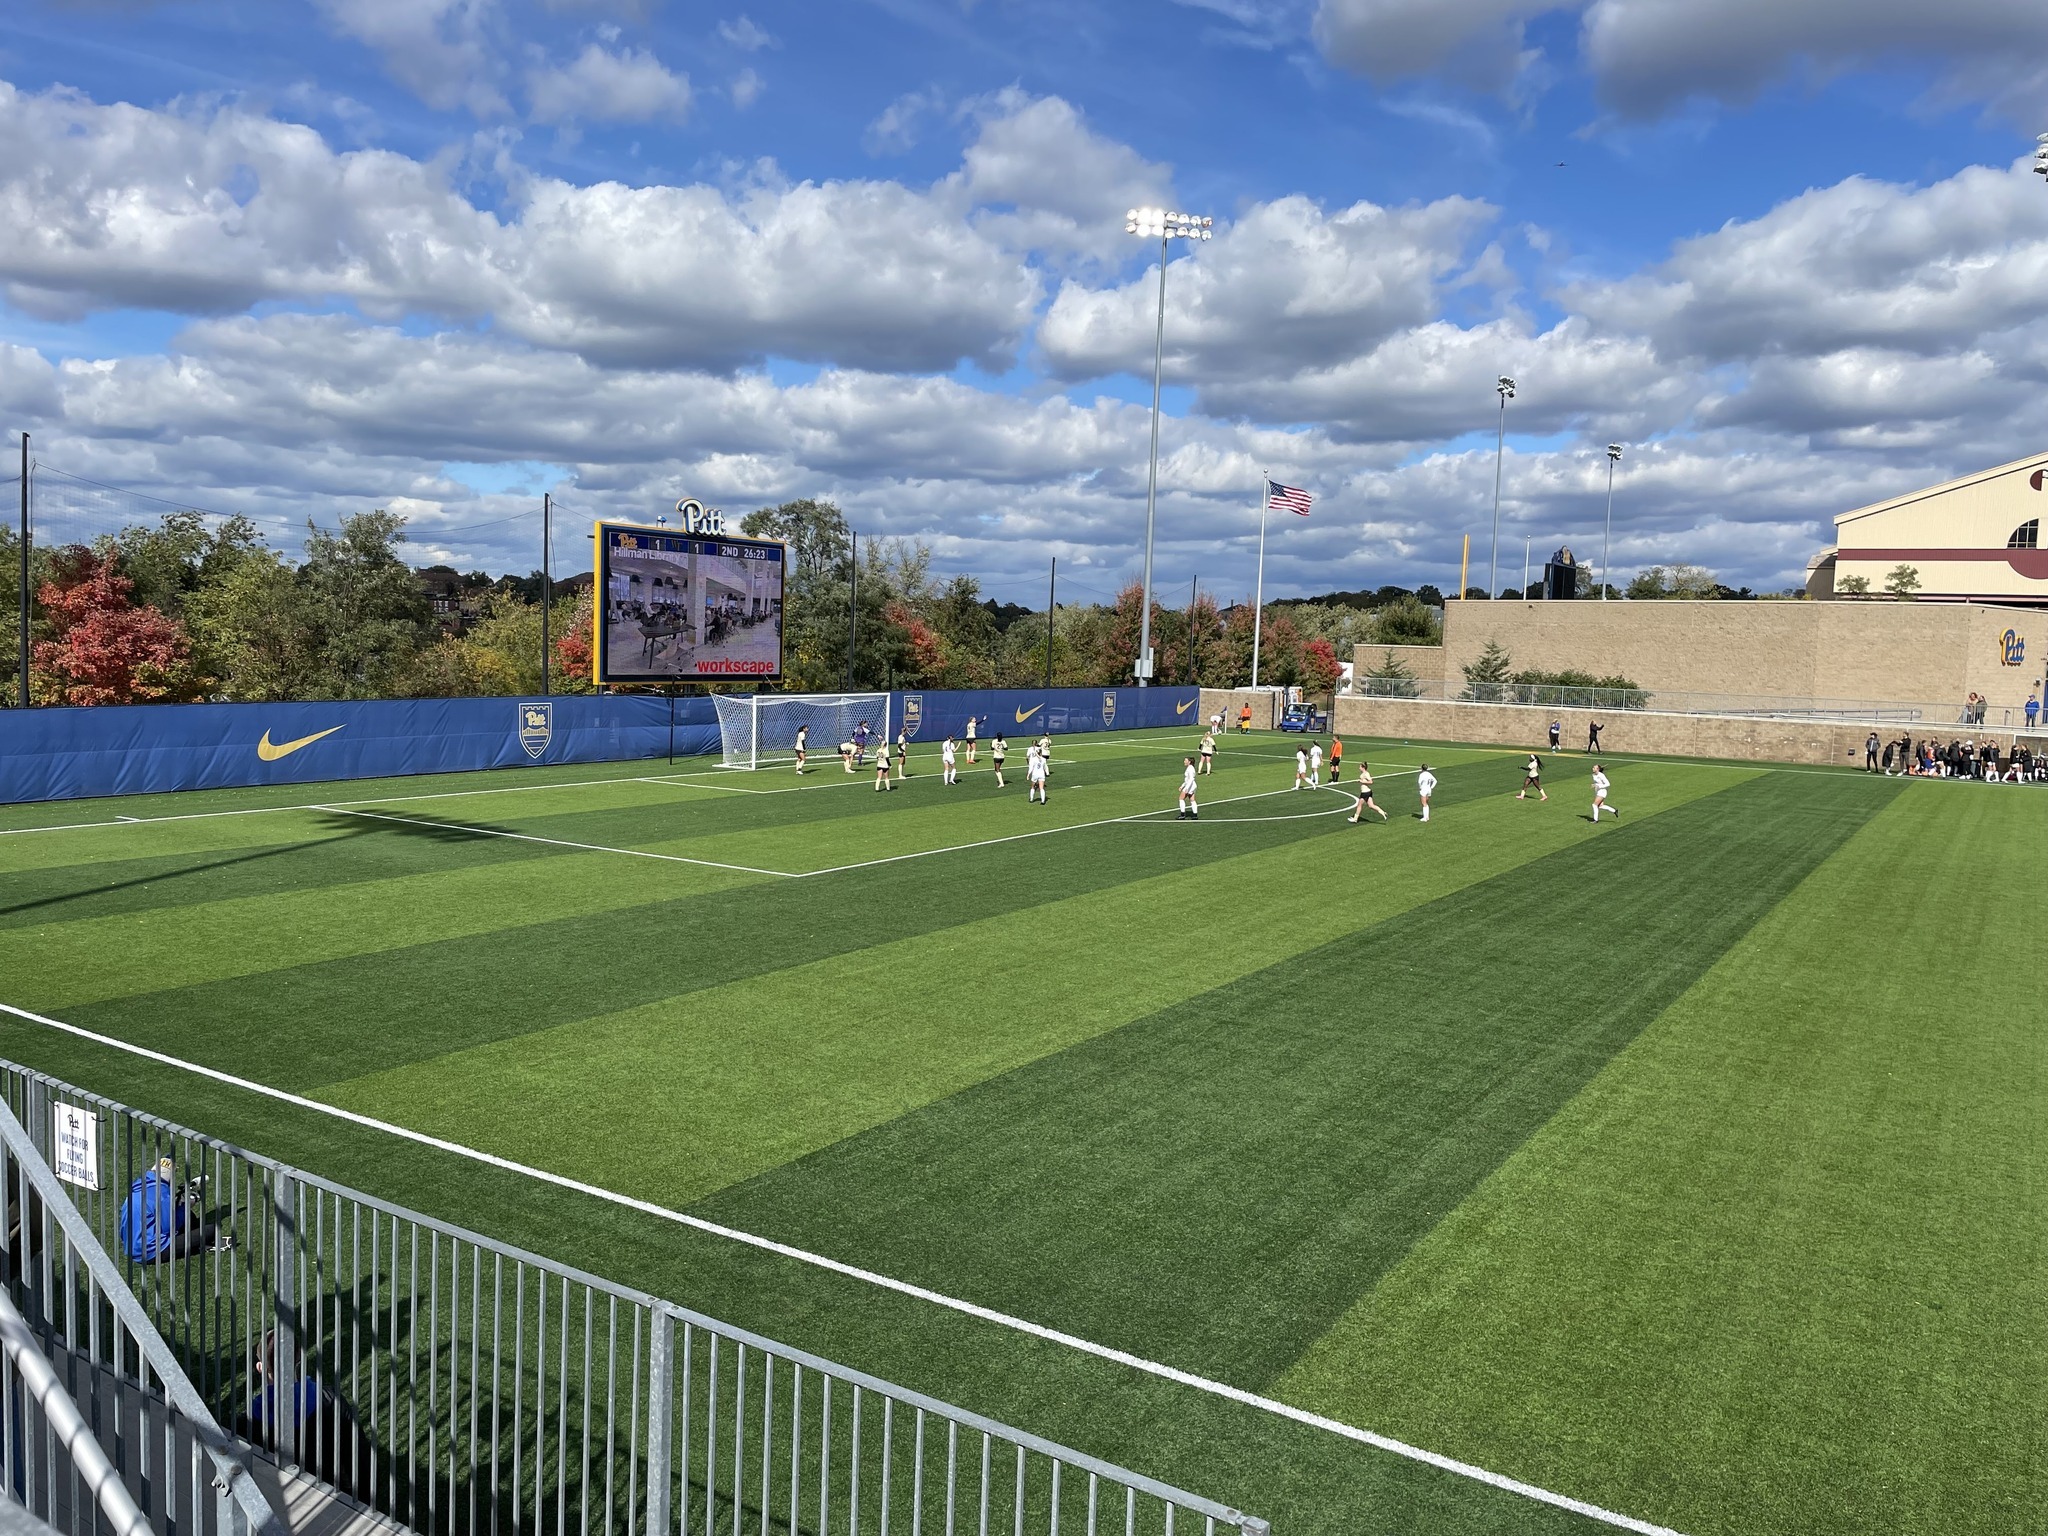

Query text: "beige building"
[1809, 451, 2048, 603]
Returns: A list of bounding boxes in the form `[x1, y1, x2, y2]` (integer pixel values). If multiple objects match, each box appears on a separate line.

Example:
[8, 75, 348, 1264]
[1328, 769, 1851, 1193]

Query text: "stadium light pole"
[1045, 557, 1056, 691]
[1126, 206, 1212, 686]
[1489, 375, 1515, 598]
[1601, 444, 1623, 601]
[541, 492, 551, 695]
[16, 432, 27, 710]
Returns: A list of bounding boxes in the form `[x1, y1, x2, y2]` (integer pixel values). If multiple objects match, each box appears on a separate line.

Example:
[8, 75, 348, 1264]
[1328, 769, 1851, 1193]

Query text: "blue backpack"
[118, 1173, 175, 1262]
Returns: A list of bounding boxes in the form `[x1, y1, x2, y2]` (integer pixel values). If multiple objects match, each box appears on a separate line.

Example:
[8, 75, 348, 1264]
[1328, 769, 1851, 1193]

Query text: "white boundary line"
[307, 806, 796, 878]
[0, 997, 1685, 1536]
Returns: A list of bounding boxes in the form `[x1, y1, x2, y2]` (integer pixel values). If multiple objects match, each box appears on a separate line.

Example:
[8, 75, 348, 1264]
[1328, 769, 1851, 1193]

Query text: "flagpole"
[1251, 475, 1268, 690]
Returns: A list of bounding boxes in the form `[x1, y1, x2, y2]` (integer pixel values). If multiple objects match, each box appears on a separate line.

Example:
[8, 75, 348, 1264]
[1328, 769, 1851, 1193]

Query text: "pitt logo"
[901, 695, 923, 737]
[518, 702, 553, 759]
[675, 499, 727, 536]
[1101, 691, 1117, 727]
[1999, 629, 2026, 667]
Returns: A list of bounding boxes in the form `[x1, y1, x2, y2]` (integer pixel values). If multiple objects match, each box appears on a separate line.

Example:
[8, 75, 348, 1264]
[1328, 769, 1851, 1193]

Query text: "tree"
[0, 525, 55, 706]
[1461, 637, 1513, 700]
[742, 499, 857, 692]
[298, 510, 431, 698]
[1361, 647, 1421, 698]
[1299, 635, 1342, 694]
[1414, 584, 1445, 607]
[29, 547, 203, 704]
[1885, 564, 1921, 598]
[182, 547, 321, 701]
[1625, 563, 1719, 600]
[1837, 575, 1871, 596]
[1375, 595, 1442, 645]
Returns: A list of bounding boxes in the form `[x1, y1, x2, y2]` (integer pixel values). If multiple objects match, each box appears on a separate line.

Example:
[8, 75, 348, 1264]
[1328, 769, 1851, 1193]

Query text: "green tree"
[1625, 563, 1720, 600]
[1884, 564, 1921, 598]
[0, 526, 55, 706]
[1837, 574, 1871, 596]
[1461, 636, 1513, 700]
[298, 509, 431, 698]
[1361, 647, 1421, 698]
[1375, 594, 1443, 645]
[183, 547, 321, 701]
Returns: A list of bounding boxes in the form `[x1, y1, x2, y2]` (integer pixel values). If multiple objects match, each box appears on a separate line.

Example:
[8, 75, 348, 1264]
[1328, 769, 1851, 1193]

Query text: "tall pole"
[1489, 376, 1514, 598]
[1138, 234, 1168, 688]
[1251, 477, 1268, 689]
[846, 529, 858, 690]
[541, 492, 552, 695]
[1602, 450, 1617, 601]
[1187, 574, 1198, 687]
[1045, 557, 1056, 691]
[1523, 536, 1531, 601]
[16, 433, 27, 710]
[1459, 533, 1470, 601]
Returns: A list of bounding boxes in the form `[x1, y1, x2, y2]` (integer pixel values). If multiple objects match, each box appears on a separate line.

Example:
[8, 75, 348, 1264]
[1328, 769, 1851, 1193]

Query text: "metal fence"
[0, 1064, 1268, 1536]
[1340, 675, 2041, 728]
[0, 1097, 283, 1536]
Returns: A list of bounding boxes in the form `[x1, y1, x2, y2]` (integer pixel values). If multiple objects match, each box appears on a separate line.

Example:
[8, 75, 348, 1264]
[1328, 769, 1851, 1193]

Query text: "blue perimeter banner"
[889, 686, 1200, 742]
[0, 686, 1199, 804]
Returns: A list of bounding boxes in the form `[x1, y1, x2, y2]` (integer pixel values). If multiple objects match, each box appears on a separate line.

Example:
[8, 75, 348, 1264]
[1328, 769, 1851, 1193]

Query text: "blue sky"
[3, 0, 2046, 604]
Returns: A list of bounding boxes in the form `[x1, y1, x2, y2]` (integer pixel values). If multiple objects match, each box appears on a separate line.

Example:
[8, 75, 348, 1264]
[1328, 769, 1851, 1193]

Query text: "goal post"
[712, 692, 892, 770]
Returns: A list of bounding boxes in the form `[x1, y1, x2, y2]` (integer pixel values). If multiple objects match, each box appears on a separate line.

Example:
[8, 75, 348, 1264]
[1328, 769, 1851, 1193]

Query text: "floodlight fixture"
[1602, 444, 1624, 601]
[1489, 376, 1518, 596]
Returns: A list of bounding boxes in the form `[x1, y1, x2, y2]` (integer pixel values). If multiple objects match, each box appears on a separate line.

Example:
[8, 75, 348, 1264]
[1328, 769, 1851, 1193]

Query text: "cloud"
[528, 43, 691, 123]
[717, 15, 778, 50]
[314, 0, 509, 116]
[1312, 0, 1555, 91]
[730, 68, 765, 110]
[865, 88, 943, 156]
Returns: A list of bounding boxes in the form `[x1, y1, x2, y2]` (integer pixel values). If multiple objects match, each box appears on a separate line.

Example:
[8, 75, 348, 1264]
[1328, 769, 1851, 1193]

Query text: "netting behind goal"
[713, 692, 891, 769]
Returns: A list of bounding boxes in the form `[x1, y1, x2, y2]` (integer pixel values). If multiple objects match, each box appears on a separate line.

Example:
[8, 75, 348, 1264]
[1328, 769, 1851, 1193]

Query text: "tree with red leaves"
[31, 547, 203, 705]
[1299, 635, 1343, 693]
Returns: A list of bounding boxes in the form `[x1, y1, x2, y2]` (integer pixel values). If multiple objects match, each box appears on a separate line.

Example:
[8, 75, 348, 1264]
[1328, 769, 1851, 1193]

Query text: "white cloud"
[718, 15, 778, 50]
[528, 43, 691, 124]
[314, 0, 509, 116]
[865, 88, 943, 156]
[1312, 0, 1555, 91]
[730, 68, 765, 110]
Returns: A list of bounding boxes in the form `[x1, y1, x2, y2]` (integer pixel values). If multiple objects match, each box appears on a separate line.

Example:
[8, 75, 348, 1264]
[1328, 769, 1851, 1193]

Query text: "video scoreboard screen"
[593, 520, 785, 684]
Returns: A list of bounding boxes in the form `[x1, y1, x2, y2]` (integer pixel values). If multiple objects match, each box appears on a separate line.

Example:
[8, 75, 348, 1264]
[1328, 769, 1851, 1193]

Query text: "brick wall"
[1199, 687, 1281, 729]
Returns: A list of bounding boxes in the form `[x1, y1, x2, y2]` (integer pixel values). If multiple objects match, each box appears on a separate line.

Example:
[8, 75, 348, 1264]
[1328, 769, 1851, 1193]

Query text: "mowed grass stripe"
[319, 761, 1742, 1205]
[693, 770, 1895, 1391]
[1275, 783, 2047, 1536]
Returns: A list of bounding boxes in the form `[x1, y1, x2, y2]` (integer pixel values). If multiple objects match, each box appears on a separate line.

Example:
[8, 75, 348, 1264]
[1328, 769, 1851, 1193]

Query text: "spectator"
[1880, 739, 1895, 775]
[119, 1157, 232, 1261]
[2027, 691, 2040, 730]
[1864, 731, 1880, 773]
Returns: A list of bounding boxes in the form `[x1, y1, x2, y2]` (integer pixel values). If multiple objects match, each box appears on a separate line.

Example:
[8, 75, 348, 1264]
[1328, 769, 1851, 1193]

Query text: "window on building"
[2010, 519, 2039, 549]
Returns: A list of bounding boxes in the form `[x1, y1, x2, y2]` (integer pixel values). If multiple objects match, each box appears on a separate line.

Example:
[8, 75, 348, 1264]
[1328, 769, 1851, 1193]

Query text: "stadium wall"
[889, 686, 1199, 741]
[0, 694, 720, 805]
[1331, 695, 1955, 768]
[1197, 688, 1281, 729]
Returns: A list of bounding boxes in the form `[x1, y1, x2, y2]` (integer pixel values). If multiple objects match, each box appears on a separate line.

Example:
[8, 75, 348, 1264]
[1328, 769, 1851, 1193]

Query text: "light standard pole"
[1126, 206, 1212, 685]
[1489, 375, 1515, 599]
[1602, 443, 1622, 600]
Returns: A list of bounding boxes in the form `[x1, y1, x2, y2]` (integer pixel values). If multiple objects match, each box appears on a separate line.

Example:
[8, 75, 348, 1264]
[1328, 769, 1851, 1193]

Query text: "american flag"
[1266, 480, 1313, 516]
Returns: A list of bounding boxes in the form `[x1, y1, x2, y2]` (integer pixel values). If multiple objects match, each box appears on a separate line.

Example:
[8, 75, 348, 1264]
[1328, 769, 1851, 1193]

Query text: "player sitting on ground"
[1178, 756, 1200, 820]
[1198, 730, 1216, 775]
[794, 724, 809, 775]
[1516, 752, 1547, 802]
[1591, 764, 1620, 821]
[991, 731, 1007, 787]
[942, 734, 959, 785]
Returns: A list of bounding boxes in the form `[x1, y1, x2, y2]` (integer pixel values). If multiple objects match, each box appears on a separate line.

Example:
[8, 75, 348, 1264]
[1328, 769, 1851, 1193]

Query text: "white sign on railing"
[52, 1104, 99, 1189]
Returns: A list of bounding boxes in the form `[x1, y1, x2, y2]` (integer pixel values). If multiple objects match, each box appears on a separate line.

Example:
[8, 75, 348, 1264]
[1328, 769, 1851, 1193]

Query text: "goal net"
[712, 692, 892, 770]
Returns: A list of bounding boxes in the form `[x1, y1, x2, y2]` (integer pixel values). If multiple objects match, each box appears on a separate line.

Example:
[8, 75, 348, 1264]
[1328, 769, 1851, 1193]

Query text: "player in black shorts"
[1348, 759, 1389, 823]
[990, 732, 1008, 788]
[1516, 752, 1547, 802]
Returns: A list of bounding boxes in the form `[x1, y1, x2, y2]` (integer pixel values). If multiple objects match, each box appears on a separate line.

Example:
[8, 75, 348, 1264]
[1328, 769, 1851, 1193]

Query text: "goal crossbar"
[713, 692, 891, 770]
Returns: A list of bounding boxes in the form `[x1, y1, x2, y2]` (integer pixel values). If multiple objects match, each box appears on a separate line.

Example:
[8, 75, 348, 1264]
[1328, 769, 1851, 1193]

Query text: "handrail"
[0, 1100, 287, 1536]
[0, 1287, 152, 1536]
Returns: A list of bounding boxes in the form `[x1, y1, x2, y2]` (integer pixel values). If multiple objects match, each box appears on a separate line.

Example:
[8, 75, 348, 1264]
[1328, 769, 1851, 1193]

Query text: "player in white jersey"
[1198, 731, 1216, 775]
[1027, 744, 1049, 803]
[794, 724, 809, 774]
[1293, 746, 1311, 790]
[941, 735, 959, 785]
[1036, 736, 1053, 780]
[1591, 765, 1619, 820]
[1177, 756, 1200, 819]
[1516, 752, 1546, 801]
[1416, 764, 1437, 822]
[1309, 741, 1324, 784]
[990, 732, 1008, 787]
[1209, 709, 1225, 735]
[894, 727, 911, 780]
[838, 739, 856, 772]
[964, 715, 978, 763]
[873, 739, 894, 791]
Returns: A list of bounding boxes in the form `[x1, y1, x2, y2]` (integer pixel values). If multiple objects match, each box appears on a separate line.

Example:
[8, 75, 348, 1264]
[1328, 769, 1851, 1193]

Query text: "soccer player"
[964, 714, 978, 764]
[1591, 763, 1620, 821]
[1027, 744, 1049, 803]
[839, 739, 857, 773]
[894, 726, 911, 779]
[1309, 740, 1324, 785]
[942, 734, 959, 785]
[1209, 709, 1224, 735]
[1348, 760, 1388, 822]
[794, 723, 809, 774]
[1548, 719, 1561, 752]
[1293, 745, 1310, 790]
[874, 739, 894, 791]
[991, 732, 1008, 787]
[1177, 756, 1200, 819]
[1037, 735, 1053, 780]
[1198, 730, 1216, 775]
[1416, 763, 1437, 822]
[852, 720, 872, 766]
[1516, 752, 1547, 802]
[1327, 736, 1343, 785]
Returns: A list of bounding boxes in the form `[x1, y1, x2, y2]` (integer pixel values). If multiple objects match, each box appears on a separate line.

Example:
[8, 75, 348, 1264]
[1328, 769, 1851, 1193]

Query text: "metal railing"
[0, 1065, 1268, 1536]
[1341, 675, 2047, 729]
[0, 1098, 284, 1536]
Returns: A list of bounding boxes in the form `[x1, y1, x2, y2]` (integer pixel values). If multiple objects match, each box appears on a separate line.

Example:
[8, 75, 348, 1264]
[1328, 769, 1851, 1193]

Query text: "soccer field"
[0, 728, 2040, 1536]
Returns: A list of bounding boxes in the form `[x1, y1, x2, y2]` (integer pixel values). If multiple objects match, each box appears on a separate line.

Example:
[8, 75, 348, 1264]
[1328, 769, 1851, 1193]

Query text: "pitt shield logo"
[1101, 690, 1117, 727]
[901, 694, 924, 737]
[517, 702, 553, 759]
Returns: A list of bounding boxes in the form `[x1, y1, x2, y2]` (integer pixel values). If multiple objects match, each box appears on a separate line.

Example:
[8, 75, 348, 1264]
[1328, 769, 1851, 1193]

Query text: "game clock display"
[593, 522, 785, 683]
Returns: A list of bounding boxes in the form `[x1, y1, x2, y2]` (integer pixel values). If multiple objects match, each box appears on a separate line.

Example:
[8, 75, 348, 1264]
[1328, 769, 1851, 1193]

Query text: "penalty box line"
[0, 998, 1687, 1536]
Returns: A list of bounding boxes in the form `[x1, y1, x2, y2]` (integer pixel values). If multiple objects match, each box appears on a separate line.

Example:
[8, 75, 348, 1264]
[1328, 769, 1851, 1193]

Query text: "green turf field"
[0, 729, 2041, 1536]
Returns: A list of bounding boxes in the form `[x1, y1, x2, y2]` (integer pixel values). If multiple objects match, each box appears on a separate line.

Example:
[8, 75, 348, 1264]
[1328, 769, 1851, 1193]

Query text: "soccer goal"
[712, 692, 892, 770]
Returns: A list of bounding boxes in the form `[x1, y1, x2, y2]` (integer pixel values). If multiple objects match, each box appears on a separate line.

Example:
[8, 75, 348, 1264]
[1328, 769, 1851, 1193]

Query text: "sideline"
[0, 998, 1686, 1536]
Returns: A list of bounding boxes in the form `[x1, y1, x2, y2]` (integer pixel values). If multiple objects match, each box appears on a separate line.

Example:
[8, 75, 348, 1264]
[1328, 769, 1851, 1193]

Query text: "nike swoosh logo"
[1014, 705, 1043, 723]
[1175, 699, 1196, 715]
[257, 725, 345, 761]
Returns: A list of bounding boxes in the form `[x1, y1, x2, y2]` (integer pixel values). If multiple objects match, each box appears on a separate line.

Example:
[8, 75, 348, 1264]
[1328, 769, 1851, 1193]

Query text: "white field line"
[0, 997, 1685, 1536]
[306, 806, 796, 879]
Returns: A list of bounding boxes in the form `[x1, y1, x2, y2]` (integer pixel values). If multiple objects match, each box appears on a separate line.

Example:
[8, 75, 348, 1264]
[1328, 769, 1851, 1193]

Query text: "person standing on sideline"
[1865, 731, 1881, 772]
[1349, 760, 1388, 823]
[1178, 756, 1200, 819]
[1309, 739, 1324, 786]
[941, 734, 959, 785]
[1517, 753, 1547, 801]
[794, 723, 809, 774]
[1548, 719, 1562, 752]
[1293, 745, 1311, 790]
[964, 714, 979, 764]
[1416, 764, 1437, 822]
[1198, 730, 1217, 775]
[1238, 702, 1253, 734]
[1327, 737, 1344, 785]
[2027, 691, 2040, 730]
[1586, 719, 1603, 752]
[1591, 764, 1620, 821]
[990, 731, 1008, 788]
